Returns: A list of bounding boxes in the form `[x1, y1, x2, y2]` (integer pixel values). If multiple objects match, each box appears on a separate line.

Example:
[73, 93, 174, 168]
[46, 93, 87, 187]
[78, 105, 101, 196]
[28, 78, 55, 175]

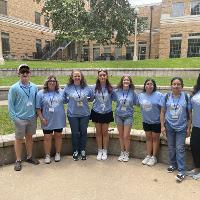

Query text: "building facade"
[160, 0, 200, 59]
[1, 0, 200, 61]
[0, 0, 55, 59]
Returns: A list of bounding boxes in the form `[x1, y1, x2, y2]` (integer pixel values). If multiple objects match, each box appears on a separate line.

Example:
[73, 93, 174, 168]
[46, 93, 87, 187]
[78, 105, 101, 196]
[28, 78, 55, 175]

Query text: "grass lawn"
[1, 57, 200, 69]
[0, 75, 196, 87]
[0, 105, 142, 135]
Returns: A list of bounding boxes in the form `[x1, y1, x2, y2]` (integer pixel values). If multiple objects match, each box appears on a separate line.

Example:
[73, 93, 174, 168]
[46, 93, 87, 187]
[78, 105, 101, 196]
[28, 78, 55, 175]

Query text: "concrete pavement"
[0, 156, 200, 200]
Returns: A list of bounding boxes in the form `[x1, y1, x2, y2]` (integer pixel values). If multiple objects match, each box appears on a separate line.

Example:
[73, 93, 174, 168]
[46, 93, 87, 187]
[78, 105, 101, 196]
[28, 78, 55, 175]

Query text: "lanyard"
[172, 94, 181, 111]
[101, 87, 107, 101]
[74, 85, 81, 99]
[122, 89, 129, 104]
[20, 85, 31, 99]
[48, 92, 55, 106]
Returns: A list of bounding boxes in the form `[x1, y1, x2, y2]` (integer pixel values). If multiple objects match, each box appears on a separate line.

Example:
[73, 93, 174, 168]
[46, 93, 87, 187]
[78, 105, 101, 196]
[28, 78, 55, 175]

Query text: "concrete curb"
[0, 128, 193, 168]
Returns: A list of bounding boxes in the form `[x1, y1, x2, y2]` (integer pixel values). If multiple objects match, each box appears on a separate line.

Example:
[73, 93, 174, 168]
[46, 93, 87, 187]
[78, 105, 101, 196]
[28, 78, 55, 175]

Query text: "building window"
[191, 0, 200, 15]
[35, 39, 42, 59]
[126, 46, 133, 60]
[1, 32, 10, 56]
[169, 34, 182, 58]
[103, 47, 111, 60]
[187, 33, 200, 57]
[0, 0, 7, 15]
[35, 12, 41, 25]
[171, 2, 184, 17]
[138, 42, 147, 60]
[44, 15, 50, 27]
[93, 47, 100, 61]
[114, 47, 121, 60]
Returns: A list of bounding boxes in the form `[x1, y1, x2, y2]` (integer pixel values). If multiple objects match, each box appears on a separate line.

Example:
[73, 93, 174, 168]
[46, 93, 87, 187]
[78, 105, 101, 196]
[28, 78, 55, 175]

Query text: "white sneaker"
[55, 153, 61, 162]
[101, 149, 107, 160]
[142, 155, 151, 165]
[97, 149, 103, 160]
[118, 151, 124, 161]
[44, 154, 51, 164]
[123, 152, 129, 162]
[147, 156, 157, 166]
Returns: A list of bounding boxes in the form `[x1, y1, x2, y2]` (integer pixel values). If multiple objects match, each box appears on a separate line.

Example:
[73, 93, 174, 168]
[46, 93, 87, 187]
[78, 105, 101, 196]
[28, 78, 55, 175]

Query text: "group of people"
[8, 64, 200, 183]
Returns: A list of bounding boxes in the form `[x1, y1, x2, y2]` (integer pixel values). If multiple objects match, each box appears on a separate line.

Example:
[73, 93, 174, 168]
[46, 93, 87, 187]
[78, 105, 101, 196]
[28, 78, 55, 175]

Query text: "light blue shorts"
[115, 115, 133, 126]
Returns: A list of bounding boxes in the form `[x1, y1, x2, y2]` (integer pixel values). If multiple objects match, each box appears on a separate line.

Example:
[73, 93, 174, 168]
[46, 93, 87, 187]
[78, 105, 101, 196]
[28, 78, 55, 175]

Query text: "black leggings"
[190, 127, 200, 168]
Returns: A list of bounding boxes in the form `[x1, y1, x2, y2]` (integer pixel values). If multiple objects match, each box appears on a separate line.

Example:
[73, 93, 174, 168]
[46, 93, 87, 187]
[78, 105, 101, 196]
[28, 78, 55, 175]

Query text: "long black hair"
[192, 73, 200, 96]
[143, 78, 157, 93]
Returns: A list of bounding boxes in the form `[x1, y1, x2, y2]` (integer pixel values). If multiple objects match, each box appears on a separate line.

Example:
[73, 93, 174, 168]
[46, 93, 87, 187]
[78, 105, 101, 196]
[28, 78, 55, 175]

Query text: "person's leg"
[25, 133, 33, 158]
[54, 132, 62, 154]
[43, 133, 52, 155]
[79, 116, 89, 152]
[190, 127, 200, 170]
[15, 139, 23, 161]
[117, 124, 125, 151]
[165, 123, 177, 169]
[68, 117, 80, 153]
[117, 123, 125, 161]
[176, 128, 187, 175]
[102, 123, 110, 160]
[122, 124, 132, 162]
[123, 125, 132, 152]
[145, 131, 153, 156]
[95, 123, 103, 149]
[102, 123, 110, 150]
[152, 132, 160, 157]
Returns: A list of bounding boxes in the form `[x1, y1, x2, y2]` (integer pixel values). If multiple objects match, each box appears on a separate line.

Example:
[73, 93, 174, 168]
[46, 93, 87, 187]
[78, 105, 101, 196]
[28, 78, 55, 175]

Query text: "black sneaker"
[26, 157, 40, 165]
[167, 166, 177, 173]
[14, 160, 22, 171]
[80, 150, 87, 160]
[73, 151, 79, 161]
[175, 173, 185, 182]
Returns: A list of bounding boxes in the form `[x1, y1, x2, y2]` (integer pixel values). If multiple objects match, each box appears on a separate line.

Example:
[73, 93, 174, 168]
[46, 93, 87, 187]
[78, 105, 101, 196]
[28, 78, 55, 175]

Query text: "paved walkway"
[0, 156, 199, 200]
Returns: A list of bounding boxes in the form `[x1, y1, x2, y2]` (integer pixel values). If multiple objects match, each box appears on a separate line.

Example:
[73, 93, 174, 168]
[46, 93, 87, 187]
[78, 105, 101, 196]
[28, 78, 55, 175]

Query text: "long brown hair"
[117, 75, 135, 90]
[95, 69, 113, 93]
[43, 75, 59, 92]
[67, 70, 87, 88]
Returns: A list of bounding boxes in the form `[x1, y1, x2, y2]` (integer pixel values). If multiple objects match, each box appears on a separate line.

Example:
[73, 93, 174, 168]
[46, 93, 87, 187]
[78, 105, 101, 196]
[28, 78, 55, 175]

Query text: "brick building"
[1, 0, 200, 61]
[0, 0, 55, 59]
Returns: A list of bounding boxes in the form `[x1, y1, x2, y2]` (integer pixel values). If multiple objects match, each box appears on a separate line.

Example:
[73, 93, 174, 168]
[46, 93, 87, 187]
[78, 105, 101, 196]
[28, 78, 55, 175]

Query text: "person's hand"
[186, 128, 191, 138]
[161, 125, 166, 135]
[41, 118, 48, 126]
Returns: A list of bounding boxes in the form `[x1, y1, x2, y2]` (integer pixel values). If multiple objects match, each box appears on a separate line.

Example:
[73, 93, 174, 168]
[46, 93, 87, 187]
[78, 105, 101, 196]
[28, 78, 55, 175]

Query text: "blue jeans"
[165, 122, 187, 175]
[68, 116, 89, 153]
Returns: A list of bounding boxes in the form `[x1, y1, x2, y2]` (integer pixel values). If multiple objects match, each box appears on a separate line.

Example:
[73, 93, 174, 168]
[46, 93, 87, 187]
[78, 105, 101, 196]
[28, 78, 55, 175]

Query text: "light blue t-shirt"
[63, 84, 93, 117]
[8, 81, 38, 121]
[191, 91, 200, 128]
[92, 84, 113, 114]
[138, 91, 163, 124]
[161, 92, 192, 131]
[113, 88, 137, 117]
[36, 89, 66, 130]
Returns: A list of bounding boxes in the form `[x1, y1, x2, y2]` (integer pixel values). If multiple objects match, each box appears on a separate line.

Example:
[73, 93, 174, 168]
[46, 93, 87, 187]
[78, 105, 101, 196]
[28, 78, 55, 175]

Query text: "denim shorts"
[115, 115, 133, 125]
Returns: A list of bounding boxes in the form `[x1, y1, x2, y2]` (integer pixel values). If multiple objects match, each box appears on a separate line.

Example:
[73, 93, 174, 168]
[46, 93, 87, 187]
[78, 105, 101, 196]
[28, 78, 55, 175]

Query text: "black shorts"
[43, 128, 63, 134]
[143, 122, 161, 133]
[90, 109, 114, 124]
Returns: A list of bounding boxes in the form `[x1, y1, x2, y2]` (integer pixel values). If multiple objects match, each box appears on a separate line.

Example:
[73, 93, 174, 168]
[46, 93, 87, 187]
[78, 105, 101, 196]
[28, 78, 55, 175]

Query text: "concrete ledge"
[0, 85, 192, 101]
[0, 68, 200, 78]
[0, 128, 193, 169]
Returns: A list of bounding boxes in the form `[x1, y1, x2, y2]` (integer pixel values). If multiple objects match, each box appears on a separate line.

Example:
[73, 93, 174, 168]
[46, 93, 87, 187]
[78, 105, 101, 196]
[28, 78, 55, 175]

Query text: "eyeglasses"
[48, 80, 56, 83]
[99, 74, 107, 77]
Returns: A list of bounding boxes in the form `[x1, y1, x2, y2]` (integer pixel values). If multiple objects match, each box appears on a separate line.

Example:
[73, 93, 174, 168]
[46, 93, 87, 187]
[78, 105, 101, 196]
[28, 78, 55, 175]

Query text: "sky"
[129, 0, 162, 6]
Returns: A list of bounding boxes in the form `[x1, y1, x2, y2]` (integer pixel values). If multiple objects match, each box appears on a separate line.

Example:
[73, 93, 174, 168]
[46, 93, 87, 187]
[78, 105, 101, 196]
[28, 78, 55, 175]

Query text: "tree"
[38, 0, 147, 60]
